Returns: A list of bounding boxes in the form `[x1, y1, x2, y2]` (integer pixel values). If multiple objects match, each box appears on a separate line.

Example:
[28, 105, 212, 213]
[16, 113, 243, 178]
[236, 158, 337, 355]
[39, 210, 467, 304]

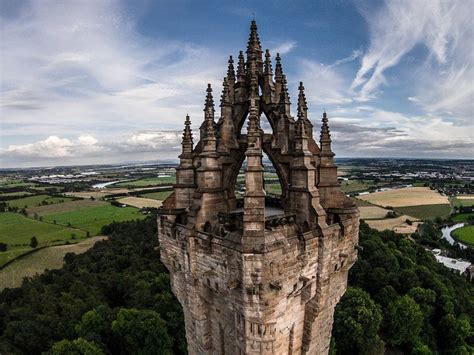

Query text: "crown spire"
[246, 20, 262, 58]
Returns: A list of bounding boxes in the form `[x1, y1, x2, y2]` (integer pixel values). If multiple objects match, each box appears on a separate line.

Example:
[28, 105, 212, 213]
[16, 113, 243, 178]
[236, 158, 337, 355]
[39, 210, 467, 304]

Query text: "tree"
[333, 287, 383, 354]
[75, 305, 112, 345]
[111, 308, 173, 355]
[438, 314, 472, 352]
[383, 295, 423, 346]
[30, 236, 38, 248]
[51, 338, 104, 355]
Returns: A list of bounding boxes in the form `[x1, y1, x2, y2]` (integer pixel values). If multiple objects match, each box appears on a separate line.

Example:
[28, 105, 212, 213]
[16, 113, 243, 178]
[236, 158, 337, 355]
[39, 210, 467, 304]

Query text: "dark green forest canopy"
[0, 217, 186, 354]
[0, 218, 472, 354]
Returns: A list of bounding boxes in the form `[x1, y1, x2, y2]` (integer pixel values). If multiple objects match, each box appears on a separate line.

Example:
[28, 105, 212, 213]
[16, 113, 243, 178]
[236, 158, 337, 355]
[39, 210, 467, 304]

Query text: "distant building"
[431, 249, 471, 275]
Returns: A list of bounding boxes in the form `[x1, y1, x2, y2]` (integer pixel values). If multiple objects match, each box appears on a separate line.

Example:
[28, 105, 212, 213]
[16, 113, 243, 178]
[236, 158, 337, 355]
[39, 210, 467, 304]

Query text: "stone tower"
[158, 20, 359, 355]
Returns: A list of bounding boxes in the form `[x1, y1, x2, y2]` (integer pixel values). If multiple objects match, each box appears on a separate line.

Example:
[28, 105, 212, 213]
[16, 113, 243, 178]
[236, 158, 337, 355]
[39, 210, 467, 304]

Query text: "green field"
[112, 176, 176, 188]
[351, 197, 373, 207]
[139, 191, 173, 200]
[0, 212, 88, 266]
[452, 197, 474, 207]
[0, 191, 32, 197]
[0, 179, 35, 188]
[452, 213, 474, 222]
[0, 236, 106, 289]
[265, 183, 282, 195]
[340, 180, 377, 193]
[451, 225, 474, 246]
[6, 194, 72, 209]
[41, 204, 145, 235]
[394, 204, 451, 220]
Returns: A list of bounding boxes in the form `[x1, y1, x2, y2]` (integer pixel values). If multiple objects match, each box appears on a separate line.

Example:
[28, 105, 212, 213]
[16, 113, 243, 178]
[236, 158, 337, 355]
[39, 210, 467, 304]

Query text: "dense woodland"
[0, 217, 472, 354]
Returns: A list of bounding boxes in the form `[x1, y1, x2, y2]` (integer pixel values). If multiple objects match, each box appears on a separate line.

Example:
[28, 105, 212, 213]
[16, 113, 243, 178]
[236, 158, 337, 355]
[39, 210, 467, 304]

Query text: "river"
[440, 223, 468, 249]
[91, 181, 121, 189]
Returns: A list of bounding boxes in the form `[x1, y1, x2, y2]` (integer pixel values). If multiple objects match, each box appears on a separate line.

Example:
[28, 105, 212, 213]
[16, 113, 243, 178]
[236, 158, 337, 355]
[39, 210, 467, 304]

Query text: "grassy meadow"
[0, 212, 88, 266]
[6, 194, 72, 209]
[40, 204, 145, 235]
[451, 225, 474, 246]
[112, 176, 176, 188]
[0, 236, 107, 289]
[394, 204, 452, 220]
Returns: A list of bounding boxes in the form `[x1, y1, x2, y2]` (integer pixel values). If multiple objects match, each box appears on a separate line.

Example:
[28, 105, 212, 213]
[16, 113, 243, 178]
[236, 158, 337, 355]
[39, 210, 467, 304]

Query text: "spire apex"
[246, 19, 263, 71]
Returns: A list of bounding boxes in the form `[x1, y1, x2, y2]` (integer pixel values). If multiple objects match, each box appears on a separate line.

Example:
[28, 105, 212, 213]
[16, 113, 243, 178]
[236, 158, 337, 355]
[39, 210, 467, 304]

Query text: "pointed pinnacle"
[221, 77, 231, 105]
[280, 75, 290, 103]
[275, 52, 283, 81]
[264, 49, 273, 74]
[246, 19, 262, 55]
[204, 83, 214, 110]
[183, 114, 193, 142]
[297, 81, 308, 119]
[227, 55, 235, 82]
[237, 50, 246, 81]
[321, 112, 331, 142]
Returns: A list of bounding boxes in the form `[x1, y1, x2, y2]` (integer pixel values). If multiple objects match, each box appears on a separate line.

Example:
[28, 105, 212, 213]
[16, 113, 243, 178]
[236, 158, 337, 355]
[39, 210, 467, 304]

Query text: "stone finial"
[181, 114, 194, 154]
[237, 50, 246, 82]
[221, 77, 231, 107]
[203, 84, 216, 138]
[247, 97, 260, 133]
[227, 55, 236, 83]
[295, 115, 308, 138]
[275, 52, 283, 82]
[183, 114, 193, 141]
[297, 81, 308, 120]
[279, 74, 291, 113]
[321, 111, 331, 142]
[264, 49, 273, 75]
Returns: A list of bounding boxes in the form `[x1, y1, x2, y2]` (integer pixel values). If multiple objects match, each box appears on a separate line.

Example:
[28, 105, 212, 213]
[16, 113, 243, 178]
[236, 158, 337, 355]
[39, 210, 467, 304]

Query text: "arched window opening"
[232, 152, 284, 216]
[239, 112, 274, 135]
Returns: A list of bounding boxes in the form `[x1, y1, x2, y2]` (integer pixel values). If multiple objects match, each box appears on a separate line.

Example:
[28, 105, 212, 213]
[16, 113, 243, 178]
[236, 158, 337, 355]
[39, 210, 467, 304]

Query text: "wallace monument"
[158, 21, 360, 355]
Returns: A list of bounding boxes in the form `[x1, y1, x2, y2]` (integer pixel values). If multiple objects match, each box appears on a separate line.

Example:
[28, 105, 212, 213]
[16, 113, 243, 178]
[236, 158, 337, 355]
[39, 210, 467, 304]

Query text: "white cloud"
[298, 59, 353, 105]
[1, 131, 183, 167]
[0, 0, 224, 145]
[271, 41, 297, 55]
[351, 0, 474, 115]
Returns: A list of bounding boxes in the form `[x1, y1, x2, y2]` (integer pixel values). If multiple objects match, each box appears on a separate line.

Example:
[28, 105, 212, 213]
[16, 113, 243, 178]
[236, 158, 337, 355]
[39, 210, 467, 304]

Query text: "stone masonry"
[158, 21, 360, 355]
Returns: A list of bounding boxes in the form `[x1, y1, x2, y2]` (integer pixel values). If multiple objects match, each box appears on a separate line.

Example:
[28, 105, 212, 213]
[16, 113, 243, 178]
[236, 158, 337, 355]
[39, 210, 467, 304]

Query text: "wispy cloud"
[271, 40, 297, 55]
[0, 0, 223, 145]
[351, 0, 473, 111]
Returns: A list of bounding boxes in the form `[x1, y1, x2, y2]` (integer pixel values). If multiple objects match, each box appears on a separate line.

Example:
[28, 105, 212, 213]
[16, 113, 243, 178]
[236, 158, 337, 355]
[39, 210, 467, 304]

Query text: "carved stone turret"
[158, 20, 359, 355]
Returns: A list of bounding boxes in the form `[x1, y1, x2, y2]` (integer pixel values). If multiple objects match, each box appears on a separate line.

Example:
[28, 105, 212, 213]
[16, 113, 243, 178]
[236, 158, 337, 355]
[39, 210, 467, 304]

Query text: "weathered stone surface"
[158, 20, 359, 355]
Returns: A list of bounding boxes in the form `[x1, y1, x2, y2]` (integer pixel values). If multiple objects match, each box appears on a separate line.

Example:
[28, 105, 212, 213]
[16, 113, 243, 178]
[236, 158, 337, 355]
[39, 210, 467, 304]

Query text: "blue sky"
[0, 0, 472, 167]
